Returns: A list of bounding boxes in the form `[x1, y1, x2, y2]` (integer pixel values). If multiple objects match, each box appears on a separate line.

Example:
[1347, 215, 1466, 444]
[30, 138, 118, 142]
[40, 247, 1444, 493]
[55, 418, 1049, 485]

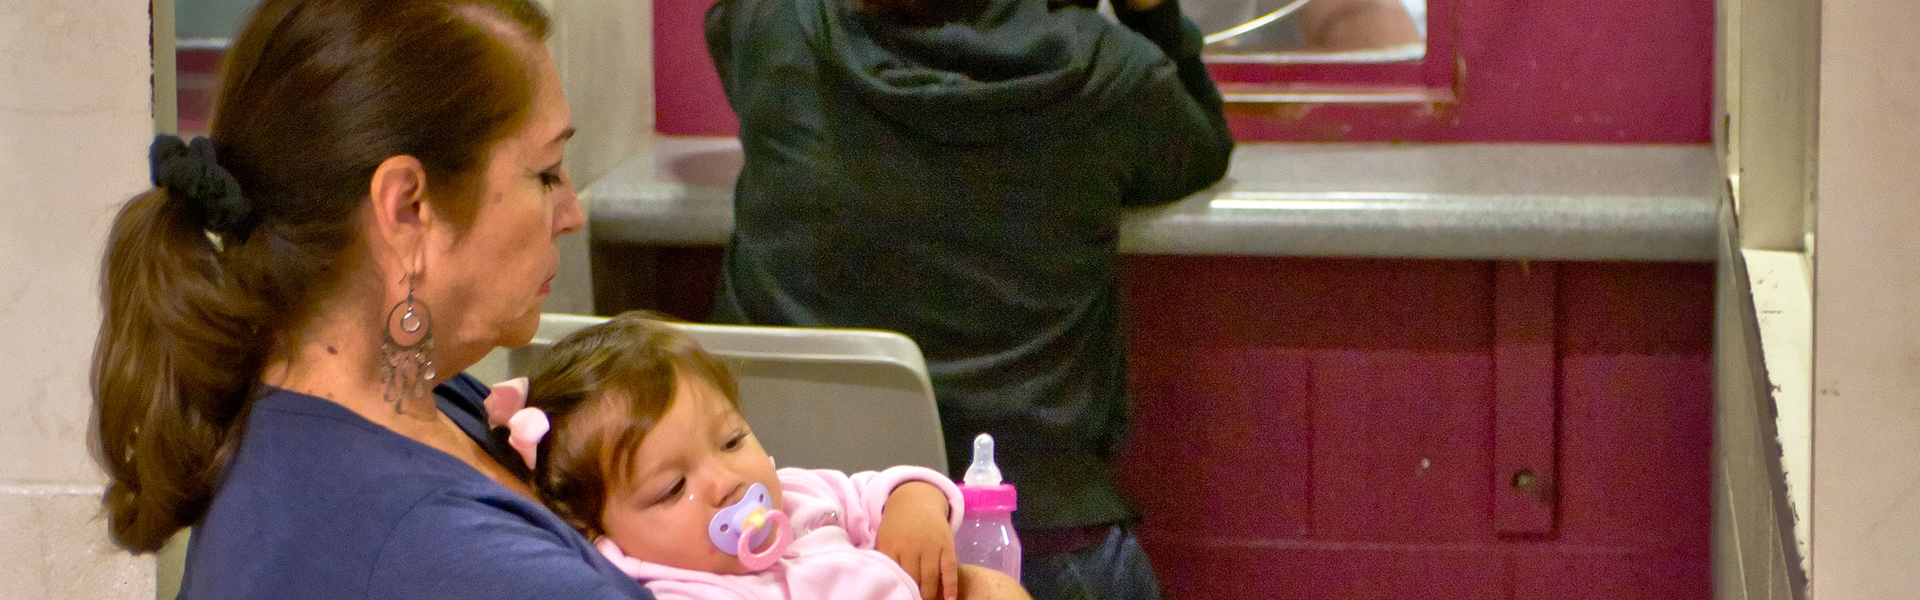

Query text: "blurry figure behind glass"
[1182, 0, 1425, 61]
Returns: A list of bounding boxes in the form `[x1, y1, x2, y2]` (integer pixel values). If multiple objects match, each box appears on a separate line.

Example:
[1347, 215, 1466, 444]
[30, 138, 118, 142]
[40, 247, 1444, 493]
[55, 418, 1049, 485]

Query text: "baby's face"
[599, 371, 782, 574]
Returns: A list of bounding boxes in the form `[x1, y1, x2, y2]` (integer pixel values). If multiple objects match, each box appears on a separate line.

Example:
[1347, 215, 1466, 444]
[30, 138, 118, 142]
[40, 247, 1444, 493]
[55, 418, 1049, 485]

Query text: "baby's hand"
[877, 481, 960, 600]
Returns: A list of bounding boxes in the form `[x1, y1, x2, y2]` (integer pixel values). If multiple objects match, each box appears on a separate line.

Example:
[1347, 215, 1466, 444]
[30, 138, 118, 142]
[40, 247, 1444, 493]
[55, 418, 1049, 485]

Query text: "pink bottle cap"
[960, 483, 1017, 512]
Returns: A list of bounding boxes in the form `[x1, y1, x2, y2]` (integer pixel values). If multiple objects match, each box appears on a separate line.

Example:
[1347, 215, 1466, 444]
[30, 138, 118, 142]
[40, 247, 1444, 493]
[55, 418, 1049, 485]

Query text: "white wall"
[0, 0, 158, 598]
[1810, 0, 1920, 596]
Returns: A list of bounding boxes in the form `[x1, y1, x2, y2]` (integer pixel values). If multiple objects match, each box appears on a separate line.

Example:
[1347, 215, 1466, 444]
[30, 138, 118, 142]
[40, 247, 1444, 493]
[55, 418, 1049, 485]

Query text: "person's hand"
[957, 564, 1033, 600]
[1055, 0, 1161, 13]
[877, 481, 960, 600]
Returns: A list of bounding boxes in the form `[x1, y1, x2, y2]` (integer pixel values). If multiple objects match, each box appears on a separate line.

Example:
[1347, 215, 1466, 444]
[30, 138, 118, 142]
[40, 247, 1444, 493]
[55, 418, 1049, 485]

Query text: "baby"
[486, 313, 1028, 600]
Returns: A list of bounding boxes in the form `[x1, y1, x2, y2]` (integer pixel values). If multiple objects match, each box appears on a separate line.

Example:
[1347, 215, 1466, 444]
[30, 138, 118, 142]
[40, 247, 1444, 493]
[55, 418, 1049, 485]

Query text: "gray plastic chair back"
[507, 314, 950, 475]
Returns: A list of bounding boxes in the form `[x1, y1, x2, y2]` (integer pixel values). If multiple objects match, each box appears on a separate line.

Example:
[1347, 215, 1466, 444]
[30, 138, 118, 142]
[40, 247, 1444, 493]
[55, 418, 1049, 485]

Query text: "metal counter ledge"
[585, 136, 1720, 262]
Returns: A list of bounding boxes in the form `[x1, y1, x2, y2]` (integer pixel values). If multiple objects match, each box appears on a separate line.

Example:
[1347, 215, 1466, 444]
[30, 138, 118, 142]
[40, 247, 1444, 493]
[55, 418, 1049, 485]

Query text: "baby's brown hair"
[523, 311, 740, 537]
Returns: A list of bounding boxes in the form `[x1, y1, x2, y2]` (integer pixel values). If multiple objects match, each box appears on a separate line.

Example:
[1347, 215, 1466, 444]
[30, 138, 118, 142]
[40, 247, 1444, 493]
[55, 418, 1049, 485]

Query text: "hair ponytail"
[92, 188, 271, 552]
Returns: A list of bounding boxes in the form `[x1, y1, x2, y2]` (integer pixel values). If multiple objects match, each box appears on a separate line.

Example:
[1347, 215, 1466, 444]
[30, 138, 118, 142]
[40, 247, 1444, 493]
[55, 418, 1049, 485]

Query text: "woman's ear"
[367, 155, 428, 273]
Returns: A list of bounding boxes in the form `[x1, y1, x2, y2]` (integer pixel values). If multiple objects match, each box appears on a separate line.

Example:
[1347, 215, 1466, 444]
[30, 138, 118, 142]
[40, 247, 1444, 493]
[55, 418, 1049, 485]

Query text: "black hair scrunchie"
[149, 134, 256, 243]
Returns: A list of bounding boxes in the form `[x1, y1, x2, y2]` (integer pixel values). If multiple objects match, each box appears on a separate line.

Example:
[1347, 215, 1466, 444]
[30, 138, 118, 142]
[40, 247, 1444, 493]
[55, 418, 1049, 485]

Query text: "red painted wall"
[654, 0, 1714, 142]
[176, 49, 221, 135]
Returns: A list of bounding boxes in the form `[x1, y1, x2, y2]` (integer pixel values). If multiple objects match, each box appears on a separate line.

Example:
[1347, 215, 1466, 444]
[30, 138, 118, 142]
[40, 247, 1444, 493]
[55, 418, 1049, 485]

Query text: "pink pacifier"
[709, 482, 791, 571]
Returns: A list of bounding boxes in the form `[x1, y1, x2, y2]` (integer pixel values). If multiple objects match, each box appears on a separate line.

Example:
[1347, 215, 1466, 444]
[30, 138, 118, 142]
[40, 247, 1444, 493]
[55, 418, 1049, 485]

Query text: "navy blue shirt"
[179, 375, 652, 600]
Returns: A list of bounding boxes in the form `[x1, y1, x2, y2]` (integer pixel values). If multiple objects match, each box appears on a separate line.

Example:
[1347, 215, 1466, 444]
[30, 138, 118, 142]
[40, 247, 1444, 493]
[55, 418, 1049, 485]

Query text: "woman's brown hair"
[92, 0, 552, 553]
[522, 312, 740, 537]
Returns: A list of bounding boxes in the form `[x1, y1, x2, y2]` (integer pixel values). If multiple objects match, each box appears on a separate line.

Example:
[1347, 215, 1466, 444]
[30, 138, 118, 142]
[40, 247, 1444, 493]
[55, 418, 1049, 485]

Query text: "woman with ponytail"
[93, 1, 653, 598]
[705, 0, 1234, 597]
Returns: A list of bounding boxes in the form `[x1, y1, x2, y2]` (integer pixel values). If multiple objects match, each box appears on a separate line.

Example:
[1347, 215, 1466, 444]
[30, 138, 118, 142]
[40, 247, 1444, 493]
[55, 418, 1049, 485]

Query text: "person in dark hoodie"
[705, 0, 1233, 597]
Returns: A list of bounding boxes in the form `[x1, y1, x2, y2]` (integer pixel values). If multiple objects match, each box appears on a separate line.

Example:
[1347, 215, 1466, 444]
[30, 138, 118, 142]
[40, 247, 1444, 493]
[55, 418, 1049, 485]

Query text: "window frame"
[654, 0, 1713, 143]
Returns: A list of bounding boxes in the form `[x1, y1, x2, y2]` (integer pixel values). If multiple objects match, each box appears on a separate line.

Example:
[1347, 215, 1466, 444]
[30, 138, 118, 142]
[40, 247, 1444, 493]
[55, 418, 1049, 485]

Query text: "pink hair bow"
[482, 377, 548, 470]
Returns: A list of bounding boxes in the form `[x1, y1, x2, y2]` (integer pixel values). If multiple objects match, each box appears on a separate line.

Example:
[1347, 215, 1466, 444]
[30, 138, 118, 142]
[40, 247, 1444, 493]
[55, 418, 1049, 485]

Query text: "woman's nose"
[552, 176, 585, 237]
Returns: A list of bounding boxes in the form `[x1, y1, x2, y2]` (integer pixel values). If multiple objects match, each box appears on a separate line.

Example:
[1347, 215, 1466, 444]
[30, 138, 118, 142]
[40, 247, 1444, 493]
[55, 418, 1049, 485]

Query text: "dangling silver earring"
[380, 275, 435, 411]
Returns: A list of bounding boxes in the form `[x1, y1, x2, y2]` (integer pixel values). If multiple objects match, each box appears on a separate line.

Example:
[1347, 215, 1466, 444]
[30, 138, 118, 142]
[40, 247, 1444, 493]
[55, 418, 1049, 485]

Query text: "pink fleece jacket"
[596, 466, 966, 600]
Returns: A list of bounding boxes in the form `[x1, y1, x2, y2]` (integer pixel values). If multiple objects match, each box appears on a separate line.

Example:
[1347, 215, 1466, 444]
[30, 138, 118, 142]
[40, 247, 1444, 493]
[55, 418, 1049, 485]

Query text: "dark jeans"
[1020, 525, 1162, 600]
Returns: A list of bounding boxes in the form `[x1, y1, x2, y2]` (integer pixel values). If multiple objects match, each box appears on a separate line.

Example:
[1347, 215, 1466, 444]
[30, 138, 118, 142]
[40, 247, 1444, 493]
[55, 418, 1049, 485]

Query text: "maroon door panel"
[1122, 348, 1314, 538]
[1553, 263, 1713, 558]
[1493, 262, 1559, 536]
[1140, 542, 1510, 600]
[1310, 351, 1494, 543]
[1117, 257, 1710, 599]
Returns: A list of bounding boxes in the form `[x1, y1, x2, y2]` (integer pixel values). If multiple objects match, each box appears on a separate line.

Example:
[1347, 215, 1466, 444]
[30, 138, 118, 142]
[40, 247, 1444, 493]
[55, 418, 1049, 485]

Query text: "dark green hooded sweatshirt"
[707, 0, 1233, 530]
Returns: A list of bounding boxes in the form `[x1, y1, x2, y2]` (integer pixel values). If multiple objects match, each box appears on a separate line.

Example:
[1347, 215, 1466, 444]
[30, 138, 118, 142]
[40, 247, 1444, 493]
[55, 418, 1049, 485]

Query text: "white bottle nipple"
[963, 433, 1002, 487]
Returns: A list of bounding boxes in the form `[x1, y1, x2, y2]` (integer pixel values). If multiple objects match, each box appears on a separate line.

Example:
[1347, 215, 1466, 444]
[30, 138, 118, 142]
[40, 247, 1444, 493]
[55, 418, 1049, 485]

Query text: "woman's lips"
[540, 276, 554, 295]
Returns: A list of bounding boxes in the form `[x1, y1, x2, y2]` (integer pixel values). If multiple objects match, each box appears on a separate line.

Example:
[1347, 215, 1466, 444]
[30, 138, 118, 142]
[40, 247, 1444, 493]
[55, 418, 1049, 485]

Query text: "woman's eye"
[723, 433, 747, 451]
[538, 169, 564, 191]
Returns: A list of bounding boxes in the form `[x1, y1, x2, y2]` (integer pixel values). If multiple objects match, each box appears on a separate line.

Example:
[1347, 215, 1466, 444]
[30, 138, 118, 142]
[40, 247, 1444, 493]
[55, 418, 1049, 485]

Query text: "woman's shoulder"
[232, 387, 485, 489]
[229, 385, 578, 544]
[366, 484, 652, 598]
[189, 476, 649, 598]
[186, 388, 652, 599]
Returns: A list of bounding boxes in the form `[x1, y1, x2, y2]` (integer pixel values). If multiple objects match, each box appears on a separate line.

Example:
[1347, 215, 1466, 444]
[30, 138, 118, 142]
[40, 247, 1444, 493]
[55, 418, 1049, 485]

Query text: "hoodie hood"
[797, 0, 1162, 144]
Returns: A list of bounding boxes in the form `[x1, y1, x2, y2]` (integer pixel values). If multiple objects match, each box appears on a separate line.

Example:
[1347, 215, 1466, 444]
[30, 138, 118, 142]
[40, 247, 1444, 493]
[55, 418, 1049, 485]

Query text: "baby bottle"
[954, 433, 1021, 580]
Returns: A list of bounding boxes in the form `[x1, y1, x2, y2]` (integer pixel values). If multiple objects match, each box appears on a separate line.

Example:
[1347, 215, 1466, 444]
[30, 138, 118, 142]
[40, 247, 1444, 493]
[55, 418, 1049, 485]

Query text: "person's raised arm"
[1114, 0, 1222, 114]
[705, 0, 747, 105]
[704, 0, 791, 108]
[1109, 0, 1235, 206]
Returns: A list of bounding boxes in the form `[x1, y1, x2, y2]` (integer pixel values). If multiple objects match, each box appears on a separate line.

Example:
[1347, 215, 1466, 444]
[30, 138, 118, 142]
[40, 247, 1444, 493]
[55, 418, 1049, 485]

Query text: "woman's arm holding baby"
[957, 565, 1033, 600]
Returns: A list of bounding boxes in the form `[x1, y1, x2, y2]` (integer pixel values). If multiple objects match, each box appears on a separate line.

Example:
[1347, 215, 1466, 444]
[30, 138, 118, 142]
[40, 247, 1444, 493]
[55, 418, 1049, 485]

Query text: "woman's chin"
[495, 312, 543, 349]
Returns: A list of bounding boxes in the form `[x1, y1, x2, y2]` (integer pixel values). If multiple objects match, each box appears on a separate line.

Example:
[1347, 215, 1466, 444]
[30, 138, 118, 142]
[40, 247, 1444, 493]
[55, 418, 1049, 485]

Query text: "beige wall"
[542, 0, 653, 189]
[1715, 205, 1804, 600]
[1720, 0, 1820, 252]
[1811, 0, 1920, 596]
[0, 0, 159, 597]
